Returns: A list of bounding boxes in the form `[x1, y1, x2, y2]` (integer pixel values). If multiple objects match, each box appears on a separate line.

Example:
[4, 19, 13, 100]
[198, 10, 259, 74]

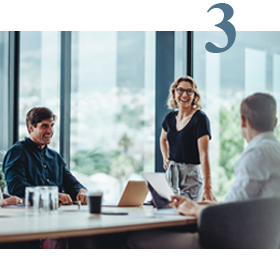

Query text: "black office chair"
[198, 197, 280, 249]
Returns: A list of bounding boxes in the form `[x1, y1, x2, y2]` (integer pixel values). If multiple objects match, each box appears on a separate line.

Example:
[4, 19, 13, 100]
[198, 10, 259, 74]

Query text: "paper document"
[142, 172, 174, 201]
[154, 208, 179, 215]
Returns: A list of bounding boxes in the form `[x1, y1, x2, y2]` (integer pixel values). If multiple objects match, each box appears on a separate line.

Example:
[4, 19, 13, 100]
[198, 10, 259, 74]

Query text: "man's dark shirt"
[3, 137, 86, 199]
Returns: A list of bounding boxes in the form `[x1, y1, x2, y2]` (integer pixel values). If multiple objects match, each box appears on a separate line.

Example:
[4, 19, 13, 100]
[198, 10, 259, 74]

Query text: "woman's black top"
[162, 110, 211, 164]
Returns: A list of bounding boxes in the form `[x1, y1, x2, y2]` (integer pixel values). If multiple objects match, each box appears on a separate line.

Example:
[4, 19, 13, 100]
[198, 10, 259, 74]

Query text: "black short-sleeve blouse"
[162, 110, 211, 164]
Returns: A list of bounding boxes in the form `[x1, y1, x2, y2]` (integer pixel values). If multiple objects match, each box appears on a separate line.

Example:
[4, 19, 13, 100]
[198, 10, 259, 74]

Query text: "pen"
[101, 212, 128, 215]
[73, 201, 81, 210]
[73, 201, 81, 205]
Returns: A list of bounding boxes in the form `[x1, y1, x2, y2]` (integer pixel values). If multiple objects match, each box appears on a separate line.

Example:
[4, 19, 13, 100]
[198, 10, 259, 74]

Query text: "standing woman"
[160, 76, 216, 201]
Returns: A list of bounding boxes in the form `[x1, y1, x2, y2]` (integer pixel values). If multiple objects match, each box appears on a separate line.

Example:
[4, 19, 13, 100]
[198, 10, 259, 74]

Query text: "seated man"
[3, 107, 87, 204]
[127, 93, 280, 248]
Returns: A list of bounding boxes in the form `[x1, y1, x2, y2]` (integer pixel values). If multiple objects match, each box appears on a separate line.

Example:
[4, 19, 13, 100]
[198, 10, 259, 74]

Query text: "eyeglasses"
[175, 87, 194, 96]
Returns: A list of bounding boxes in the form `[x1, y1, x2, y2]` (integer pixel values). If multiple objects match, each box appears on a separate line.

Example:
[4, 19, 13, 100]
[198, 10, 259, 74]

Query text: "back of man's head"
[26, 107, 56, 133]
[240, 93, 277, 132]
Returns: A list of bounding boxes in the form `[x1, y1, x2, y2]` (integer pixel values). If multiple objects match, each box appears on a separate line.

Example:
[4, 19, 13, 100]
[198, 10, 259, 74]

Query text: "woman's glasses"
[175, 87, 194, 96]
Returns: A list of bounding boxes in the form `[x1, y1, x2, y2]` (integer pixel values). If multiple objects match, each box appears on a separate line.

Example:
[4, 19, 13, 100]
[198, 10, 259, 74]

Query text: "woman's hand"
[2, 196, 23, 206]
[202, 187, 217, 202]
[160, 129, 170, 171]
[163, 158, 170, 171]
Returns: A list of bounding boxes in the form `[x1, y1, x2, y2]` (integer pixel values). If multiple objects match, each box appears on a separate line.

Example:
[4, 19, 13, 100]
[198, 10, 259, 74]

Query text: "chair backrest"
[198, 197, 280, 249]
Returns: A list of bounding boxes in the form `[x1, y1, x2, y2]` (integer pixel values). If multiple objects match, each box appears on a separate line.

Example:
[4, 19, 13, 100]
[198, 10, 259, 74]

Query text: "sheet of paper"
[142, 172, 174, 201]
[154, 208, 179, 215]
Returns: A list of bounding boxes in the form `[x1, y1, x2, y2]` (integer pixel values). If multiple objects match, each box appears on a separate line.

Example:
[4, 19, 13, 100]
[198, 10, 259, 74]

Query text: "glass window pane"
[70, 31, 155, 203]
[194, 31, 280, 200]
[174, 31, 186, 79]
[0, 32, 9, 152]
[19, 31, 60, 150]
[0, 31, 9, 163]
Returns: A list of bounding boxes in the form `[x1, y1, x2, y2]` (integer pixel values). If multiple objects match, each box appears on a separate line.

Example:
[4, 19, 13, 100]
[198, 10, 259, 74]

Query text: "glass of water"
[0, 188, 3, 200]
[39, 186, 50, 214]
[25, 187, 40, 215]
[48, 186, 59, 213]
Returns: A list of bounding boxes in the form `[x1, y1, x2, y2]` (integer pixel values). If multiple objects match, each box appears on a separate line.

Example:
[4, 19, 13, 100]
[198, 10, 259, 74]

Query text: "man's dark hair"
[240, 93, 277, 132]
[26, 107, 57, 133]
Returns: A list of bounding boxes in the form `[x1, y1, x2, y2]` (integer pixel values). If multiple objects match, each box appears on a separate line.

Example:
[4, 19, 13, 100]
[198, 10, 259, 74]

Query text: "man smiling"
[3, 107, 87, 204]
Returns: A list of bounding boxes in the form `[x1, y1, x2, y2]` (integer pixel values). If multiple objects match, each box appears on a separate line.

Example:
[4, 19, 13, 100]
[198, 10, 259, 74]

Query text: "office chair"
[198, 197, 280, 249]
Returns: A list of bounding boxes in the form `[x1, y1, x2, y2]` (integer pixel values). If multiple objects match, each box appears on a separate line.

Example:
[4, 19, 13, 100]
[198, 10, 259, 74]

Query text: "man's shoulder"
[7, 140, 26, 153]
[254, 137, 280, 155]
[238, 138, 280, 170]
[3, 140, 28, 166]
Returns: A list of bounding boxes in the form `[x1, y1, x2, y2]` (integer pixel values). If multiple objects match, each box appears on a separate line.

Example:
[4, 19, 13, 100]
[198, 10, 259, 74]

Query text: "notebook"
[142, 172, 178, 214]
[102, 180, 149, 207]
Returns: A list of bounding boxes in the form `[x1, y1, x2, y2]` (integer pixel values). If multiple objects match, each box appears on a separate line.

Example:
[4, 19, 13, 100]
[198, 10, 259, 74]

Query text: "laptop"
[102, 180, 149, 207]
[142, 172, 178, 214]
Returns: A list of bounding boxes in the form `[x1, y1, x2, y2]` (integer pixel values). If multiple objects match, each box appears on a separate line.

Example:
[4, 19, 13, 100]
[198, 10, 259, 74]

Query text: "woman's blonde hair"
[167, 76, 202, 110]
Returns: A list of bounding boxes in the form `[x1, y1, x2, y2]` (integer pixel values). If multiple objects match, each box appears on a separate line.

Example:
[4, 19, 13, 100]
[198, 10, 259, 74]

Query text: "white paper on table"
[142, 172, 174, 201]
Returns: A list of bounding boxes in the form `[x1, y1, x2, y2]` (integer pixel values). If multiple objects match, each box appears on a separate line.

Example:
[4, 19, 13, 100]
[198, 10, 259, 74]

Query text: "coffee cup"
[87, 192, 103, 214]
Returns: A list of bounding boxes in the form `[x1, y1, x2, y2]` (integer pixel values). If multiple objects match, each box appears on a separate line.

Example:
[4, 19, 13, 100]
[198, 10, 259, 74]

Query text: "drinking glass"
[39, 186, 50, 214]
[25, 187, 40, 215]
[48, 186, 59, 213]
[0, 188, 3, 200]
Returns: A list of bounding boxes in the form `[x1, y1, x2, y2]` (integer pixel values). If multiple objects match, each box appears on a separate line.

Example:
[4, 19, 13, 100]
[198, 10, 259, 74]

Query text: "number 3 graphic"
[205, 3, 236, 53]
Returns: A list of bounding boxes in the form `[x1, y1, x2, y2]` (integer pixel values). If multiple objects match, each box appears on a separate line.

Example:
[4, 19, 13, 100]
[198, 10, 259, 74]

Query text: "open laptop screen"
[147, 183, 172, 209]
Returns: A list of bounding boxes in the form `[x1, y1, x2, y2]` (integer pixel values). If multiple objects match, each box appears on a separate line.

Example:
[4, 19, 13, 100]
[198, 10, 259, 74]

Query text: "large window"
[19, 31, 61, 151]
[11, 31, 280, 202]
[194, 31, 280, 200]
[70, 32, 155, 202]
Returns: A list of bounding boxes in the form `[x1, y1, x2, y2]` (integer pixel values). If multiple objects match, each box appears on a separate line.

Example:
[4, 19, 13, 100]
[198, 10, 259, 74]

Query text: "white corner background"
[0, 0, 279, 31]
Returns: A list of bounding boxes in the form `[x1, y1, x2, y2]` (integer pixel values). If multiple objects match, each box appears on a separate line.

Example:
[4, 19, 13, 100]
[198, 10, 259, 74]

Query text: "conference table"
[0, 205, 197, 244]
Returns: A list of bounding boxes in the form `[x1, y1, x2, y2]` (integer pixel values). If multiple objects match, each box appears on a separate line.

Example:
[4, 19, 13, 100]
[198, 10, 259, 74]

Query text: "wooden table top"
[0, 205, 196, 243]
